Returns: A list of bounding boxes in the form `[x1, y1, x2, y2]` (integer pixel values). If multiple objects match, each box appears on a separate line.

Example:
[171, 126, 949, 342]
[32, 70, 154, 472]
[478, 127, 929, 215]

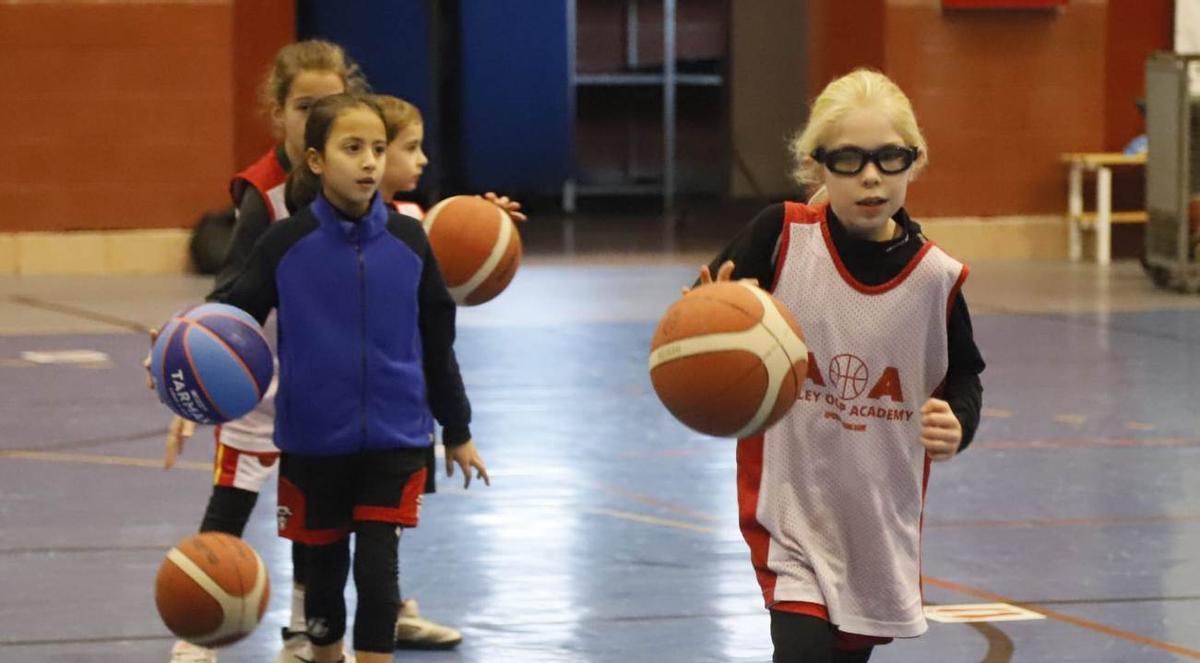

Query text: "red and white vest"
[218, 149, 289, 453]
[738, 202, 967, 638]
[230, 149, 289, 221]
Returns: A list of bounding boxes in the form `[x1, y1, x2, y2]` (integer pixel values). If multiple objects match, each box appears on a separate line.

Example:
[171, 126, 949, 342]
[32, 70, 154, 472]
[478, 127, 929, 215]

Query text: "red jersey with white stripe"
[217, 148, 288, 458]
[738, 201, 967, 638]
[230, 148, 289, 220]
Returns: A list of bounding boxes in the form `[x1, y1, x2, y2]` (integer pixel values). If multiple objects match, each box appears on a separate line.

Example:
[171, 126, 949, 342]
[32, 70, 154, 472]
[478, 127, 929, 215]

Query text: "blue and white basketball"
[150, 303, 273, 425]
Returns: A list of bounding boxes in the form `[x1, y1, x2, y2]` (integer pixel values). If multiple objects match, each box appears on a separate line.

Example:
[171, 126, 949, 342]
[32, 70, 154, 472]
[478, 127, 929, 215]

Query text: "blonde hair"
[261, 40, 369, 114]
[789, 69, 928, 189]
[372, 95, 424, 139]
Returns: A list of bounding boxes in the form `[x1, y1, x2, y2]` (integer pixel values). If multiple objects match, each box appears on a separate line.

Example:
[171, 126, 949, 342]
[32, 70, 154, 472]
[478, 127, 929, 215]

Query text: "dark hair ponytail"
[282, 93, 393, 214]
[284, 162, 322, 214]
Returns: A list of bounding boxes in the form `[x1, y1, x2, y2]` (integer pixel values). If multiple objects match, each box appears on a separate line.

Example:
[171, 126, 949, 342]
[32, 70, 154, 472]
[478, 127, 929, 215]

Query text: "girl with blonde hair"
[698, 68, 984, 662]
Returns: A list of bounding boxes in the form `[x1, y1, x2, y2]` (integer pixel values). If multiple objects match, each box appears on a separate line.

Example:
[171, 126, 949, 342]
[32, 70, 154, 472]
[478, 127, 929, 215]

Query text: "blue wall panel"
[459, 1, 570, 194]
[296, 1, 439, 186]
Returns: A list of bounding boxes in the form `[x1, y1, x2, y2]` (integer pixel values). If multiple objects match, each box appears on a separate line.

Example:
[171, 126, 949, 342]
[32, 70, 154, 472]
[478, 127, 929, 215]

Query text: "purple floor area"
[2, 261, 1199, 662]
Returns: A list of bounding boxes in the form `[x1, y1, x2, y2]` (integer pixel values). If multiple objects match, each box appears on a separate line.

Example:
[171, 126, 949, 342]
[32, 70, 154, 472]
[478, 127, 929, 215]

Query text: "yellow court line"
[587, 508, 716, 534]
[0, 449, 209, 472]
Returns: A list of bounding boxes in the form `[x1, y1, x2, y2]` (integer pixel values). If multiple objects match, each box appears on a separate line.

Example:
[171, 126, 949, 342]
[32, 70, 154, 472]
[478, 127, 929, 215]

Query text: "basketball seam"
[421, 196, 452, 234]
[447, 204, 514, 302]
[179, 323, 226, 423]
[158, 320, 186, 402]
[165, 548, 239, 643]
[746, 286, 808, 368]
[164, 543, 267, 646]
[192, 318, 270, 398]
[742, 286, 808, 435]
[649, 326, 781, 437]
[684, 287, 766, 321]
[649, 283, 808, 437]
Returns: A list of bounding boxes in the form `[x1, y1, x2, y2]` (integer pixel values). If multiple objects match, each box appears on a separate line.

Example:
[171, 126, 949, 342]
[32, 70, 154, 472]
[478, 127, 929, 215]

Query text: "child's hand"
[920, 398, 962, 461]
[446, 439, 491, 489]
[163, 416, 197, 469]
[143, 328, 158, 390]
[481, 192, 527, 222]
[682, 260, 759, 295]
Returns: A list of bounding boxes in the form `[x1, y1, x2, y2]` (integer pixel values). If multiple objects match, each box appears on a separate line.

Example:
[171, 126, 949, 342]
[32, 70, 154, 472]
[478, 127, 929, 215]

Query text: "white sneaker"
[169, 640, 216, 663]
[294, 652, 356, 663]
[394, 598, 463, 650]
[274, 627, 310, 663]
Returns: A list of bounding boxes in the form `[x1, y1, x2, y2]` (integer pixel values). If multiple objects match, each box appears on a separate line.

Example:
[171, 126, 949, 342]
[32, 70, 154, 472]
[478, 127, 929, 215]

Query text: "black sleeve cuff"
[442, 424, 472, 446]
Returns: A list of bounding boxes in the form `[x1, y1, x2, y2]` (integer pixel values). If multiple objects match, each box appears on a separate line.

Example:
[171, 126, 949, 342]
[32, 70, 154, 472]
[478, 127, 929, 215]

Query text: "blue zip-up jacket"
[211, 193, 471, 456]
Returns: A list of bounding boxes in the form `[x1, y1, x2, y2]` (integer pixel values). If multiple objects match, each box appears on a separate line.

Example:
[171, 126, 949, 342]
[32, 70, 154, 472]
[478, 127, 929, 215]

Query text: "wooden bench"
[1061, 152, 1147, 265]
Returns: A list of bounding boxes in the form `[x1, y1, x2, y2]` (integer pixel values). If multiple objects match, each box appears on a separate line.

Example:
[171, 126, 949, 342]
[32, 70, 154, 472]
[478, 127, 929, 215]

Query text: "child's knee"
[350, 521, 400, 651]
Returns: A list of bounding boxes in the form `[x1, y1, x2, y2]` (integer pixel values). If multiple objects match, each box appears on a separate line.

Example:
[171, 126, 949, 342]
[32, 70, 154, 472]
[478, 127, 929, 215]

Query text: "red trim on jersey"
[773, 601, 830, 620]
[918, 453, 932, 606]
[277, 477, 350, 544]
[352, 467, 426, 528]
[212, 438, 279, 488]
[737, 434, 780, 605]
[946, 263, 969, 323]
[774, 202, 825, 292]
[230, 148, 288, 221]
[818, 216, 935, 295]
[782, 201, 825, 225]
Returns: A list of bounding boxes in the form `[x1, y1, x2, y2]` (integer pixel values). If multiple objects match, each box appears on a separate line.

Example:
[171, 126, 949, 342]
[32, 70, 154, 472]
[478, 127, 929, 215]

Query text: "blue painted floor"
[2, 259, 1200, 662]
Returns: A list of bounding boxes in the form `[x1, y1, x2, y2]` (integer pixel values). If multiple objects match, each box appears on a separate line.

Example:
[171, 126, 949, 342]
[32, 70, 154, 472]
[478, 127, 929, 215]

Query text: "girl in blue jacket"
[215, 92, 489, 663]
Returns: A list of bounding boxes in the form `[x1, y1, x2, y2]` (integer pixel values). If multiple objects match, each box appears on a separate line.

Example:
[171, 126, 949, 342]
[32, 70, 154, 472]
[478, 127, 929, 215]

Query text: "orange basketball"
[422, 195, 522, 306]
[648, 281, 808, 438]
[154, 532, 270, 648]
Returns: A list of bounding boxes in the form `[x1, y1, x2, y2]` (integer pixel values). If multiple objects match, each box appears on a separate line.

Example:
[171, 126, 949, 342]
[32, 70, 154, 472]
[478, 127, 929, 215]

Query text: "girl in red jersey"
[699, 69, 985, 663]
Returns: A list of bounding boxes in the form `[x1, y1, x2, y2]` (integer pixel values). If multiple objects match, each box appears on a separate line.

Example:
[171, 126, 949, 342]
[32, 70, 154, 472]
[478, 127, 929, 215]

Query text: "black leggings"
[770, 611, 874, 663]
[304, 521, 400, 653]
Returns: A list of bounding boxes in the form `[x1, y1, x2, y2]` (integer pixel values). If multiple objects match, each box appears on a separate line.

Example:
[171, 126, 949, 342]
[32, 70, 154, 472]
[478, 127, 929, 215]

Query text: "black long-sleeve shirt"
[706, 203, 985, 450]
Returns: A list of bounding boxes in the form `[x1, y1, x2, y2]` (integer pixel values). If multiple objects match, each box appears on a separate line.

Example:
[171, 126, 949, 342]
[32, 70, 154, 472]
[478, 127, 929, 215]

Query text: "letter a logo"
[867, 367, 905, 402]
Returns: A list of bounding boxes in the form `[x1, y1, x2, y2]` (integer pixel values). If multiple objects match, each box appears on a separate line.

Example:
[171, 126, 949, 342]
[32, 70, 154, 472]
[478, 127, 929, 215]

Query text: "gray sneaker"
[394, 598, 463, 650]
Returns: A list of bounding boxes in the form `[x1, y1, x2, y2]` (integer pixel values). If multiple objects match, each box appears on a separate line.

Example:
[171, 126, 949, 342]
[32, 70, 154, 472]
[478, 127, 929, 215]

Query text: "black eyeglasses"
[811, 145, 920, 176]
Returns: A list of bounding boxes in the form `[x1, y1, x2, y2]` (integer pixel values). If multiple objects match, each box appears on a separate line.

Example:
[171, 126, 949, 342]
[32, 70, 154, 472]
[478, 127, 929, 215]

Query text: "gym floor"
[2, 210, 1200, 662]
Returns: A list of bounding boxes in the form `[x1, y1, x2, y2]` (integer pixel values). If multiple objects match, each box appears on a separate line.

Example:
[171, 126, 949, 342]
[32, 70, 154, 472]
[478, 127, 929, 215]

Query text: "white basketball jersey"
[219, 162, 287, 455]
[745, 202, 966, 638]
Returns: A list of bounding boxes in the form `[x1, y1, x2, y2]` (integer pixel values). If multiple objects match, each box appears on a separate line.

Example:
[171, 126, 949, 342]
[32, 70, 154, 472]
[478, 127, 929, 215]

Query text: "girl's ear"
[306, 147, 324, 176]
[270, 102, 286, 136]
[803, 155, 826, 187]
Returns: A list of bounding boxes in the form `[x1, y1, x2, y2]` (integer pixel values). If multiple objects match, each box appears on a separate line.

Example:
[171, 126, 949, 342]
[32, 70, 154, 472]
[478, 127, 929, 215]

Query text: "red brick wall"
[1103, 0, 1171, 151]
[0, 1, 293, 232]
[888, 0, 1108, 216]
[807, 0, 886, 93]
[233, 0, 296, 169]
[803, 0, 1171, 217]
